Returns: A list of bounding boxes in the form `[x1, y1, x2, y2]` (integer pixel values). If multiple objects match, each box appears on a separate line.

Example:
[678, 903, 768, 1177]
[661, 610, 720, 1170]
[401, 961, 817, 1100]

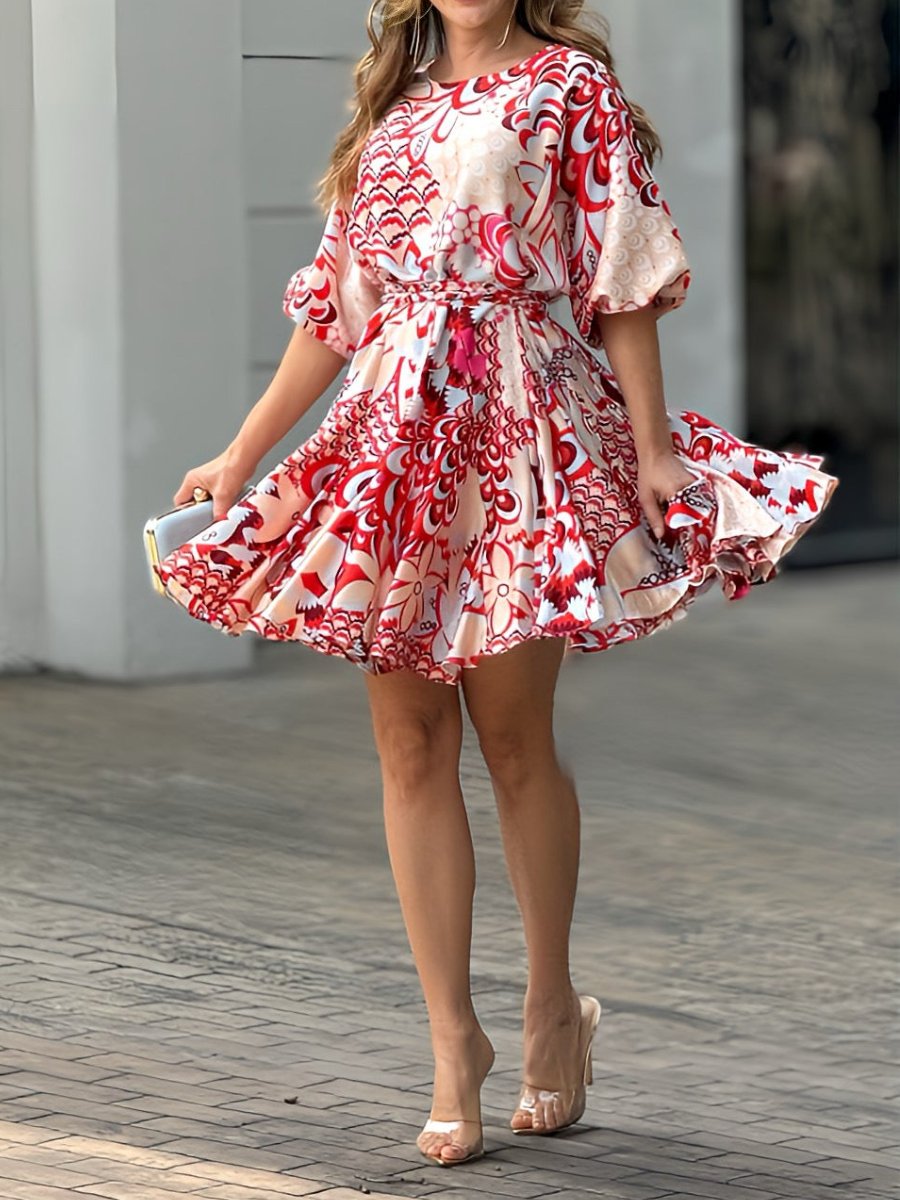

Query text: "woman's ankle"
[523, 981, 580, 1017]
[428, 1019, 494, 1070]
[427, 1008, 484, 1038]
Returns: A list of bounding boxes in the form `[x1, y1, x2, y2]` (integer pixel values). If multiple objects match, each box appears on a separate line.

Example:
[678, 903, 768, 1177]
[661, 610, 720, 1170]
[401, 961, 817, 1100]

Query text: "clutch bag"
[143, 492, 216, 597]
[145, 483, 256, 596]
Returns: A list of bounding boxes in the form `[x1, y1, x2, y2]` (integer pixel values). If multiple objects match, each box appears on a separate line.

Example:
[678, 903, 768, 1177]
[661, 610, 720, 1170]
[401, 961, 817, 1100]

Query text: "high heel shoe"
[510, 994, 602, 1135]
[417, 1038, 495, 1167]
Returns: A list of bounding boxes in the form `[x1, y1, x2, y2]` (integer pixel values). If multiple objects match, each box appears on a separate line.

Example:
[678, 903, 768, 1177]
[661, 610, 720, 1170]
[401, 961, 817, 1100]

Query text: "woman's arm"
[173, 325, 346, 519]
[226, 325, 347, 473]
[597, 308, 696, 539]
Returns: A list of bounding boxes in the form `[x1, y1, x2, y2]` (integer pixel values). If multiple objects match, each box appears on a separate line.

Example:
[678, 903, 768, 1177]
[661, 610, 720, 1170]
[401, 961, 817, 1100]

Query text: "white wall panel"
[243, 58, 356, 211]
[241, 2, 362, 462]
[248, 216, 311, 368]
[30, 0, 252, 679]
[242, 0, 369, 57]
[599, 0, 742, 428]
[116, 0, 251, 676]
[0, 0, 40, 670]
[241, 3, 363, 412]
[246, 215, 352, 454]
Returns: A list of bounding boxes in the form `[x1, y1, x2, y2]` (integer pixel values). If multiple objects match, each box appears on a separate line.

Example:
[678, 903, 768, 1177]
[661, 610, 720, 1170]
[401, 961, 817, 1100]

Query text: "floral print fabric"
[154, 42, 839, 684]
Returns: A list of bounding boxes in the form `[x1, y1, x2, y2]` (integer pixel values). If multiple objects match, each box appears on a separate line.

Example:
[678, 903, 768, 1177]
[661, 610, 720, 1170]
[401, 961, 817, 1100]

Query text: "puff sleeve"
[560, 62, 692, 350]
[282, 199, 384, 361]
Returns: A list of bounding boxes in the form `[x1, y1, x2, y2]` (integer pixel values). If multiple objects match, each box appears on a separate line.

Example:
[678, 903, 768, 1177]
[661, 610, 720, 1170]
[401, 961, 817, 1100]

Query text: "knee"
[373, 709, 461, 797]
[477, 724, 555, 792]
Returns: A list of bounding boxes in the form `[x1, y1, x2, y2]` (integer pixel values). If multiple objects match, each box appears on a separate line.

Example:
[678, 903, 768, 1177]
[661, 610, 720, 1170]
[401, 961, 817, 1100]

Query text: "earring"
[494, 1, 516, 48]
[410, 1, 432, 64]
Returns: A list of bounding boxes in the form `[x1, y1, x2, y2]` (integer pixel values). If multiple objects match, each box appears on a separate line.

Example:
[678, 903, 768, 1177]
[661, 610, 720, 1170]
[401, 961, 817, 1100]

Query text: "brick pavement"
[0, 562, 896, 1200]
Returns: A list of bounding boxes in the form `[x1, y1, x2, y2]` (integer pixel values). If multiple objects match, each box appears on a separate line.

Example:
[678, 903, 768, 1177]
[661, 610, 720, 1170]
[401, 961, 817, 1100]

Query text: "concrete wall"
[0, 0, 40, 671]
[242, 0, 369, 458]
[27, 0, 252, 679]
[597, 0, 742, 429]
[0, 0, 741, 678]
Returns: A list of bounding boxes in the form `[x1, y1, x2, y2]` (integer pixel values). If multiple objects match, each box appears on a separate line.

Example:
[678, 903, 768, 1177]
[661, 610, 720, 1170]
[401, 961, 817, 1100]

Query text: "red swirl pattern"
[154, 44, 839, 684]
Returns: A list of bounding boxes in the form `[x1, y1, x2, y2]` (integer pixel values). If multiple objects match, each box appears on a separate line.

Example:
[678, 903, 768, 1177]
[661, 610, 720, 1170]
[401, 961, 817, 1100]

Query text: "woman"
[153, 0, 838, 1169]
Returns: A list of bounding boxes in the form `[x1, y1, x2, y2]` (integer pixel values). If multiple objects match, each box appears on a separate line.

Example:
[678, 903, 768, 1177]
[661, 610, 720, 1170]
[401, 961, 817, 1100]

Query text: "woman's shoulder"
[544, 43, 620, 95]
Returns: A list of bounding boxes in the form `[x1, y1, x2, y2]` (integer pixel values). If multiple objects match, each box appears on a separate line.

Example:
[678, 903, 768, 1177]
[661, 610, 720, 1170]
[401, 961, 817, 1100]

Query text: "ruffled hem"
[153, 440, 839, 687]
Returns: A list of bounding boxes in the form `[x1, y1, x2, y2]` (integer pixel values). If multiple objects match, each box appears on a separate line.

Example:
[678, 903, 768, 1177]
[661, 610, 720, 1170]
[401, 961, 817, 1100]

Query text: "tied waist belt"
[381, 277, 554, 315]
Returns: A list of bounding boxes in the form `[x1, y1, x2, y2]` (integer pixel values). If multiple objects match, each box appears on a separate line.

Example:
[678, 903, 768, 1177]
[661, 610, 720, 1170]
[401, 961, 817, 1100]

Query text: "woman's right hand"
[172, 448, 257, 522]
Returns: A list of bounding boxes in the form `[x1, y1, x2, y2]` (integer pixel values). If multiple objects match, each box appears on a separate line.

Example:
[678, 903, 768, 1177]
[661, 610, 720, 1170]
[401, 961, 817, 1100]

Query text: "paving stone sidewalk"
[0, 562, 897, 1200]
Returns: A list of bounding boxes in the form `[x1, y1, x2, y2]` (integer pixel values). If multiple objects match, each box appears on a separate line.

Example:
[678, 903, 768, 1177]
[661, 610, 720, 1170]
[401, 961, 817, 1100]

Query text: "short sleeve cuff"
[283, 265, 355, 361]
[583, 181, 692, 318]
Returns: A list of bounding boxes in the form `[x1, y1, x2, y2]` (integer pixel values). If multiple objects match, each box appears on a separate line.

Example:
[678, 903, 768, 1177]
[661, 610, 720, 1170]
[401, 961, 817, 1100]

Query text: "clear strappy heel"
[417, 1116, 485, 1166]
[510, 994, 602, 1135]
[416, 1038, 495, 1166]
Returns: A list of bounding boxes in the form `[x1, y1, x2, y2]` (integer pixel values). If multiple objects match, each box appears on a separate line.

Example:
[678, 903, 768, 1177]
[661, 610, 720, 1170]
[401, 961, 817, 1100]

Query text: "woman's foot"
[417, 1021, 495, 1166]
[510, 988, 602, 1134]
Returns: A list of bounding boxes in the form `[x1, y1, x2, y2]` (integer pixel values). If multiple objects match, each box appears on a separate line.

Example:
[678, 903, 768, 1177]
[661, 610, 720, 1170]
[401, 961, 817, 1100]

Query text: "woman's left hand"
[637, 451, 698, 540]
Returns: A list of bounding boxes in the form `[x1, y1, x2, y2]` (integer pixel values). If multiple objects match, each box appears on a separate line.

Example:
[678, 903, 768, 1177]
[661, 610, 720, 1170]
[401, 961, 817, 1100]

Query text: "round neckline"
[421, 41, 562, 88]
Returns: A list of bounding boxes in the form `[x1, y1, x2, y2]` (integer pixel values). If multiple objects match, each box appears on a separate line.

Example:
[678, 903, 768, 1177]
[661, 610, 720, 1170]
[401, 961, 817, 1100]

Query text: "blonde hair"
[317, 0, 663, 213]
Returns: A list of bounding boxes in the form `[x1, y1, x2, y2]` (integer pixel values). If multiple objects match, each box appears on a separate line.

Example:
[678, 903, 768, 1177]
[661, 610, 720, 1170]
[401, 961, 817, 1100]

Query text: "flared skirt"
[153, 301, 839, 685]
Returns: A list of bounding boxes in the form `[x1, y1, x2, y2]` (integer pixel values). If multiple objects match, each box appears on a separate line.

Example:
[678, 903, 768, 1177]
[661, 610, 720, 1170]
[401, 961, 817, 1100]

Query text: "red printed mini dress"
[153, 42, 839, 685]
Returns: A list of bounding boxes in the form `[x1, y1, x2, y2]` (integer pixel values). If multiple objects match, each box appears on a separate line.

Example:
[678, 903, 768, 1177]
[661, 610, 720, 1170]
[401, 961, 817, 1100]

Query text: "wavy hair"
[316, 1, 664, 213]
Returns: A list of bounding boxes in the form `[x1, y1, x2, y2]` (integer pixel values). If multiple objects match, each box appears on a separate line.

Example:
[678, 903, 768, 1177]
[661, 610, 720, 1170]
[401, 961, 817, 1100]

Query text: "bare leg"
[461, 637, 586, 1132]
[364, 668, 495, 1163]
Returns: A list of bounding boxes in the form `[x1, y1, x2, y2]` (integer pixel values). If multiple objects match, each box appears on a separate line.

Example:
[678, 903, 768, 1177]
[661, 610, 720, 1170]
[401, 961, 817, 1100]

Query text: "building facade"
[0, 0, 740, 678]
